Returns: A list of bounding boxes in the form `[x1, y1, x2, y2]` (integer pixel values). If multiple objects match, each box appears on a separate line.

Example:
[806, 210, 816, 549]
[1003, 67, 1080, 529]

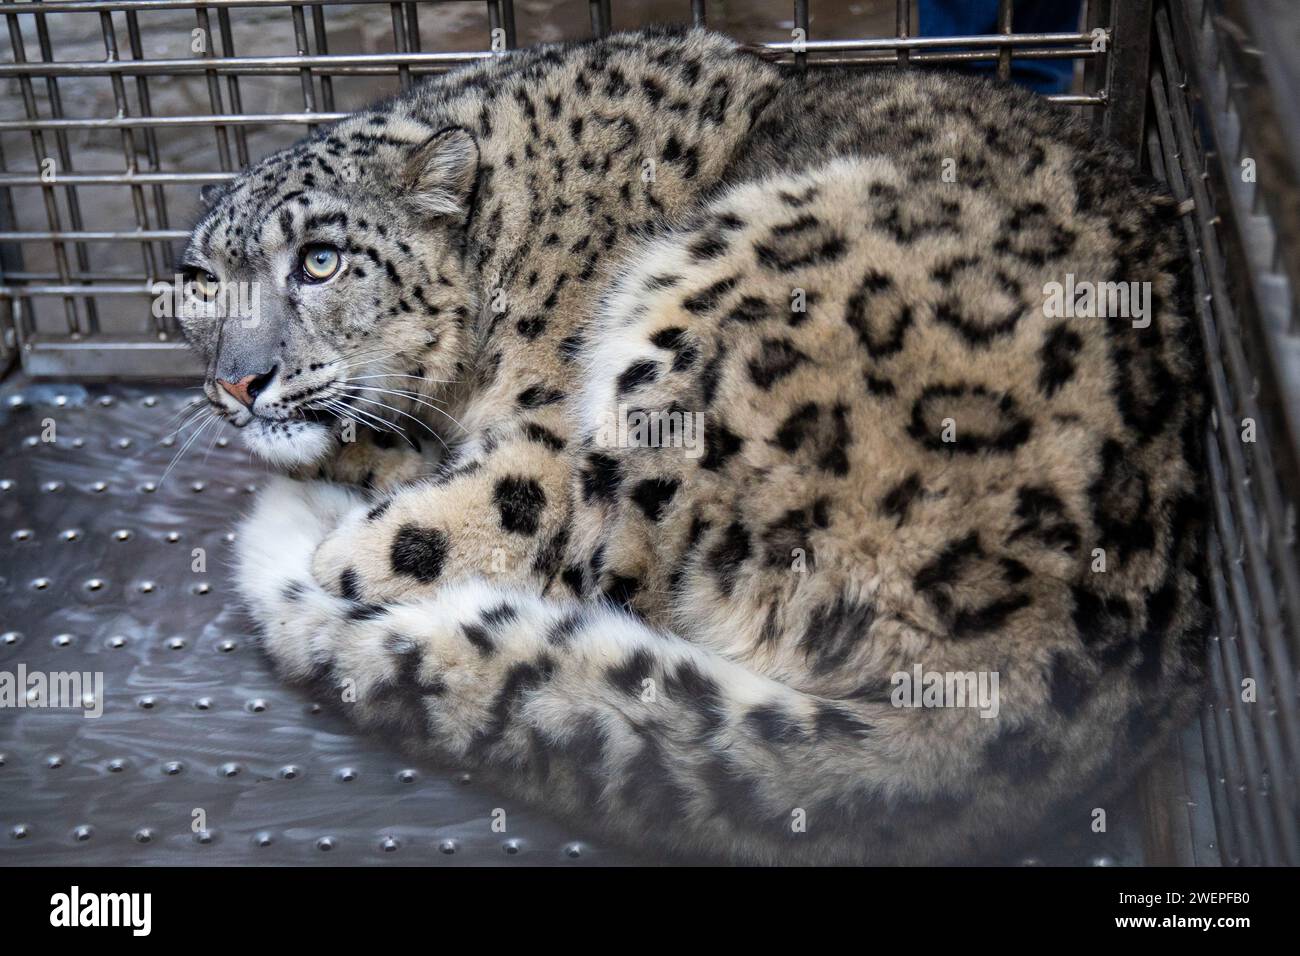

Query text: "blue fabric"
[917, 0, 1083, 94]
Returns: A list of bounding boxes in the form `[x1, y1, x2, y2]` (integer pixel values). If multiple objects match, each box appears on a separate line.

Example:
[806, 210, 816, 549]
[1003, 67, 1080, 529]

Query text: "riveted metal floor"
[0, 378, 1166, 865]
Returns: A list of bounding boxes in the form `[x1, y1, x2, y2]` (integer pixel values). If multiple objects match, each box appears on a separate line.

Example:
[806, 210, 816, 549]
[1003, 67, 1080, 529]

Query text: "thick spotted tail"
[239, 478, 1064, 864]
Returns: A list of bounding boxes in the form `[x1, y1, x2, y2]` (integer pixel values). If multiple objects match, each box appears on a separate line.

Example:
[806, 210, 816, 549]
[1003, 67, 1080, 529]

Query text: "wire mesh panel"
[0, 0, 1136, 378]
[1144, 0, 1300, 866]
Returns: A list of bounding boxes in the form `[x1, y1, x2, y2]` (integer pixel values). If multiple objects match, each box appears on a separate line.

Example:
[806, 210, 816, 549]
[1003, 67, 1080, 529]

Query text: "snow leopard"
[180, 26, 1206, 864]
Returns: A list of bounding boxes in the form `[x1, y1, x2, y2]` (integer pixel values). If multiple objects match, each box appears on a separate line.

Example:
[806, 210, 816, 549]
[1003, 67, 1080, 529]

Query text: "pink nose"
[216, 374, 257, 408]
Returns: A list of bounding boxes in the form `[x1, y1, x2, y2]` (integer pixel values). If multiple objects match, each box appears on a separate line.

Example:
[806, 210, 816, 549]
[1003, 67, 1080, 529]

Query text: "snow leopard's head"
[179, 113, 479, 467]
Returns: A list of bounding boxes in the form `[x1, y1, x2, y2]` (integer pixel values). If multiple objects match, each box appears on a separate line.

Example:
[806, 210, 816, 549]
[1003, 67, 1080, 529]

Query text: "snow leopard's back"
[564, 66, 1206, 859]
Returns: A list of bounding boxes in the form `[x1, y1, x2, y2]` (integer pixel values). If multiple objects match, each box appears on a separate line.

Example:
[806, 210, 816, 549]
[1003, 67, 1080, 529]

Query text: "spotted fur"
[187, 27, 1207, 863]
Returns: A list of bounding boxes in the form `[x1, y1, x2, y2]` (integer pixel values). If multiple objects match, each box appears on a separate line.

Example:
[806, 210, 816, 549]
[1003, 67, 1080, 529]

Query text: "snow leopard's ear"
[404, 126, 479, 219]
[199, 183, 228, 208]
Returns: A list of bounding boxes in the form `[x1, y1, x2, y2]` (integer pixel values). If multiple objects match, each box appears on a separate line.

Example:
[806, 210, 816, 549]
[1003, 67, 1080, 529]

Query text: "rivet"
[60, 528, 81, 542]
[136, 695, 158, 710]
[31, 577, 51, 590]
[12, 529, 32, 542]
[108, 758, 126, 773]
[217, 639, 237, 653]
[46, 755, 64, 769]
[97, 396, 114, 407]
[335, 768, 357, 783]
[306, 702, 322, 715]
[160, 436, 175, 448]
[91, 481, 107, 493]
[107, 635, 127, 649]
[115, 438, 132, 451]
[439, 840, 457, 855]
[54, 394, 68, 407]
[1019, 856, 1042, 867]
[73, 825, 93, 842]
[457, 772, 473, 785]
[220, 762, 242, 778]
[141, 482, 157, 493]
[216, 437, 229, 448]
[223, 532, 236, 543]
[0, 479, 13, 491]
[194, 697, 213, 710]
[6, 395, 26, 408]
[163, 761, 184, 776]
[503, 840, 520, 855]
[246, 698, 268, 713]
[316, 837, 335, 852]
[113, 529, 132, 541]
[134, 828, 154, 844]
[1090, 856, 1116, 867]
[193, 582, 211, 595]
[194, 830, 214, 845]
[254, 832, 274, 848]
[166, 637, 186, 650]
[72, 438, 85, 449]
[41, 481, 63, 493]
[84, 578, 105, 592]
[563, 843, 582, 859]
[279, 765, 299, 780]
[397, 769, 417, 783]
[138, 581, 156, 593]
[10, 824, 30, 840]
[143, 396, 158, 407]
[52, 633, 73, 647]
[165, 531, 181, 543]
[23, 436, 39, 448]
[2, 631, 22, 646]
[381, 836, 400, 852]
[190, 481, 206, 493]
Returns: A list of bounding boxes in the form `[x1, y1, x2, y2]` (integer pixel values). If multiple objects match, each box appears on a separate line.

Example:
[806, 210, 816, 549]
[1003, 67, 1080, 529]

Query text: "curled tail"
[237, 479, 1198, 865]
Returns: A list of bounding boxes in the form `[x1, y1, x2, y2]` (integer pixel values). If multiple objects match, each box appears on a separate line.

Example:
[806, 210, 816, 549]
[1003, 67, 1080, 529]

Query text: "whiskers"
[158, 403, 221, 485]
[310, 395, 419, 450]
[295, 369, 465, 456]
[154, 357, 464, 481]
[339, 381, 468, 436]
[332, 389, 448, 455]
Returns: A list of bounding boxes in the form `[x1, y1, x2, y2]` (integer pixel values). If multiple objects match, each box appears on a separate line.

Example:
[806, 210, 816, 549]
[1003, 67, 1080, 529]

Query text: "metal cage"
[0, 0, 1296, 866]
[0, 0, 1150, 378]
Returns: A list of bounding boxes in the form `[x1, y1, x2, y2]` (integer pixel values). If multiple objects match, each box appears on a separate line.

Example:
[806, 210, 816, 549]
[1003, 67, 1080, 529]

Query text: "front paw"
[310, 506, 425, 605]
[235, 476, 365, 616]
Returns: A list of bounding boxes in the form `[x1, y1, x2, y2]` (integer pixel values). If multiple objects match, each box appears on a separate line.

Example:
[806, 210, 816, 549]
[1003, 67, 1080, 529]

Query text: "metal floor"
[0, 378, 1162, 865]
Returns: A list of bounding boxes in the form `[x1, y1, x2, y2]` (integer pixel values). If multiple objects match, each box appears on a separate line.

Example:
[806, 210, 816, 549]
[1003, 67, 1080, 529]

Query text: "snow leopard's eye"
[183, 268, 220, 301]
[300, 244, 342, 282]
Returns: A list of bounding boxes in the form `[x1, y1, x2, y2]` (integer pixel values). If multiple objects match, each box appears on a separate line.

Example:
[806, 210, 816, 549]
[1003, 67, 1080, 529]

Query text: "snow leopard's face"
[179, 120, 479, 467]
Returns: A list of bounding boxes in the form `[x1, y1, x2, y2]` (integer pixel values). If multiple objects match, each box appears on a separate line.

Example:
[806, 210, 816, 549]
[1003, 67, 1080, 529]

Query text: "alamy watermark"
[151, 274, 261, 326]
[1043, 273, 1151, 328]
[891, 665, 1000, 718]
[0, 664, 103, 718]
[50, 886, 151, 936]
[593, 402, 704, 459]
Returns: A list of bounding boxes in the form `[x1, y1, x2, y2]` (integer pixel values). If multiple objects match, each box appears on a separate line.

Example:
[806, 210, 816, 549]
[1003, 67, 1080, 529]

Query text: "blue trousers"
[918, 0, 1084, 94]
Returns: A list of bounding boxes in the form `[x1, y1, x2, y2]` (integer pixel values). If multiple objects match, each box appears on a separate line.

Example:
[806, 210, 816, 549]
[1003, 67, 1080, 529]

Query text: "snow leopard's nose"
[216, 367, 276, 408]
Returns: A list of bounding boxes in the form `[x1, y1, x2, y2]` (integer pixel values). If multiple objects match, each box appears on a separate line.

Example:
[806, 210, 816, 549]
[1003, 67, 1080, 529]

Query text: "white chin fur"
[241, 418, 335, 468]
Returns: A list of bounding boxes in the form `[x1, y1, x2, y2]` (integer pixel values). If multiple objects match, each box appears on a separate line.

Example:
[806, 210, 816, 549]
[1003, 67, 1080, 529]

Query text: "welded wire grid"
[0, 0, 1128, 376]
[1144, 0, 1300, 866]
